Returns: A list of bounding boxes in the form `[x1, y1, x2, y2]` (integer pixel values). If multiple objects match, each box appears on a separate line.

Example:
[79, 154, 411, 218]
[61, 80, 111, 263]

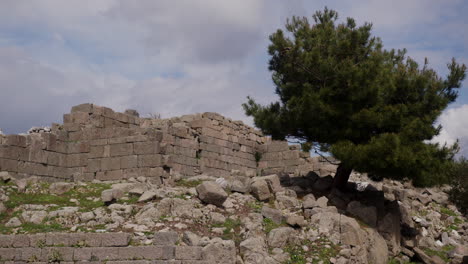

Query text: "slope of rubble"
[0, 169, 466, 264]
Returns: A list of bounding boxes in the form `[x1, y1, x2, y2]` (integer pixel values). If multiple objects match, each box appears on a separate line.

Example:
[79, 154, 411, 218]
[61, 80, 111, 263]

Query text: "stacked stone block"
[1, 103, 331, 182]
[0, 232, 235, 263]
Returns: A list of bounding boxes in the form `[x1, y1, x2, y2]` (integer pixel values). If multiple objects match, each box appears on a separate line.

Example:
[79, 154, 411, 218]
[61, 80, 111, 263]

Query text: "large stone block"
[68, 142, 90, 153]
[120, 155, 138, 169]
[101, 157, 121, 171]
[110, 143, 133, 157]
[175, 246, 202, 260]
[71, 103, 93, 113]
[96, 170, 124, 181]
[100, 233, 131, 247]
[89, 146, 104, 158]
[138, 154, 162, 167]
[196, 182, 228, 207]
[133, 141, 160, 155]
[67, 154, 88, 168]
[250, 180, 271, 201]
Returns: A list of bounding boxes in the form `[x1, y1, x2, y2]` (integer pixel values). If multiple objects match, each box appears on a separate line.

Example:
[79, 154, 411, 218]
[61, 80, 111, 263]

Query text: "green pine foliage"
[449, 158, 468, 214]
[243, 8, 466, 187]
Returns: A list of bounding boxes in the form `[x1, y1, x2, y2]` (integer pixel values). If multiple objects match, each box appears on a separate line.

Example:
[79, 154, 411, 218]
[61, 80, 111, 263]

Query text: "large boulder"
[196, 181, 228, 207]
[268, 227, 295, 248]
[261, 206, 284, 224]
[346, 201, 377, 227]
[251, 180, 271, 201]
[254, 174, 283, 193]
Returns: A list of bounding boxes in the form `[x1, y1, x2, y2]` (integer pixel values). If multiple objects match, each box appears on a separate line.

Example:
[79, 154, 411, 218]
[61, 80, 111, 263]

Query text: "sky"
[0, 0, 467, 157]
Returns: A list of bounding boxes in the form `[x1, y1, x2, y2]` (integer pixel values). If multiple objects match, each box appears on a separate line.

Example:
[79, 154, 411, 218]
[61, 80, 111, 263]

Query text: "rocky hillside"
[0, 169, 466, 264]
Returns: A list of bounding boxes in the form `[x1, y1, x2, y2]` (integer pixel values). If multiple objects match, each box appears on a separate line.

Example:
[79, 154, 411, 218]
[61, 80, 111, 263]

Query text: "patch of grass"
[20, 222, 66, 233]
[423, 246, 454, 263]
[212, 218, 243, 245]
[119, 195, 139, 204]
[0, 180, 14, 187]
[283, 238, 339, 264]
[439, 206, 457, 217]
[247, 201, 263, 213]
[263, 218, 284, 234]
[174, 179, 203, 188]
[0, 224, 13, 234]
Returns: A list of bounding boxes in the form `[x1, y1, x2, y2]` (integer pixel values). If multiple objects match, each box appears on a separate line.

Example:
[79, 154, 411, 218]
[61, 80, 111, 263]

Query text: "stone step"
[0, 245, 206, 262]
[0, 233, 131, 248]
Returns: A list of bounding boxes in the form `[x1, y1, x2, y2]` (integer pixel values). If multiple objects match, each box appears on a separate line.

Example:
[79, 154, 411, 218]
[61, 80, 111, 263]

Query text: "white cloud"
[433, 104, 468, 158]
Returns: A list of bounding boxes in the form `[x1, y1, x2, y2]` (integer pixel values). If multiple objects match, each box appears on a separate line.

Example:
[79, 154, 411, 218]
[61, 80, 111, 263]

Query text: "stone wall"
[2, 104, 306, 183]
[0, 232, 235, 263]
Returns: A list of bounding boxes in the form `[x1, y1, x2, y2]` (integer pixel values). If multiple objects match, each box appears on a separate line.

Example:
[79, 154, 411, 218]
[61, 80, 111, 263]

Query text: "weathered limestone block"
[110, 143, 133, 157]
[120, 155, 138, 169]
[138, 154, 162, 167]
[196, 181, 228, 207]
[251, 180, 271, 201]
[133, 141, 160, 155]
[101, 157, 121, 171]
[71, 103, 94, 113]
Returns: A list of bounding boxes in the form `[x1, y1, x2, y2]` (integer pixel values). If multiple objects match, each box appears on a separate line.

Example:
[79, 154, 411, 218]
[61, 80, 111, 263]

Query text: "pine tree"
[243, 8, 466, 190]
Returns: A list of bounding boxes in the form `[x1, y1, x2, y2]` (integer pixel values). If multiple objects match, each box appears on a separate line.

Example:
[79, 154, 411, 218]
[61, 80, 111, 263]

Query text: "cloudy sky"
[0, 0, 467, 156]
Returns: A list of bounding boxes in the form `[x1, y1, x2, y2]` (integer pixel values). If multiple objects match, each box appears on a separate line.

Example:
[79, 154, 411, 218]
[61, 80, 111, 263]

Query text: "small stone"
[5, 217, 21, 227]
[183, 231, 200, 246]
[49, 182, 74, 195]
[0, 171, 12, 183]
[261, 206, 284, 224]
[316, 196, 329, 208]
[286, 215, 305, 227]
[138, 191, 157, 202]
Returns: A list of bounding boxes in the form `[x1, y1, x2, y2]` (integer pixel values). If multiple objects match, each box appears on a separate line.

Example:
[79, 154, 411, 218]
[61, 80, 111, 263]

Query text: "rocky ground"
[0, 170, 466, 264]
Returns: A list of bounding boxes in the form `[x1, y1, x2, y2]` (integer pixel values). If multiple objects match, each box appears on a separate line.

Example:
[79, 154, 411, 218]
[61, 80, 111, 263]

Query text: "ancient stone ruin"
[0, 104, 466, 264]
[0, 103, 333, 183]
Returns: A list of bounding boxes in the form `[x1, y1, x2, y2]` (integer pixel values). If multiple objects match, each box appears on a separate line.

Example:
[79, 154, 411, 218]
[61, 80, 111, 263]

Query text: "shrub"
[449, 158, 468, 215]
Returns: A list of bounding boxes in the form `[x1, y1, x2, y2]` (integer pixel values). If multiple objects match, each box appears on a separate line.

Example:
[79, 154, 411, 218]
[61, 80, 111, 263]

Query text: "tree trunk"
[332, 163, 352, 191]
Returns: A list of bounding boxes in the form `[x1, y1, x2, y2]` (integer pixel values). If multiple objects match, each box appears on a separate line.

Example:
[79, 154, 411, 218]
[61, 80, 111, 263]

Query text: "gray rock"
[276, 194, 299, 209]
[316, 196, 329, 208]
[255, 174, 283, 193]
[0, 171, 12, 183]
[21, 210, 47, 224]
[129, 187, 145, 196]
[302, 194, 316, 209]
[346, 201, 377, 227]
[80, 212, 95, 222]
[250, 180, 271, 201]
[49, 182, 74, 195]
[5, 217, 21, 227]
[286, 215, 305, 227]
[210, 212, 226, 225]
[154, 231, 178, 245]
[101, 188, 124, 203]
[183, 231, 200, 246]
[240, 237, 266, 255]
[261, 206, 283, 224]
[196, 181, 228, 207]
[268, 227, 294, 248]
[138, 191, 157, 202]
[230, 180, 250, 193]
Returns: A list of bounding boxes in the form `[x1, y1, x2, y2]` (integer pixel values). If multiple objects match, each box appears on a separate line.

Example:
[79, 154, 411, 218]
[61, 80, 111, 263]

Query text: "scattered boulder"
[138, 191, 157, 202]
[49, 182, 74, 195]
[0, 171, 12, 183]
[346, 201, 377, 227]
[254, 174, 283, 193]
[286, 215, 305, 227]
[5, 217, 21, 227]
[101, 188, 124, 204]
[196, 181, 228, 207]
[261, 206, 283, 224]
[268, 227, 294, 248]
[21, 210, 47, 224]
[250, 180, 271, 201]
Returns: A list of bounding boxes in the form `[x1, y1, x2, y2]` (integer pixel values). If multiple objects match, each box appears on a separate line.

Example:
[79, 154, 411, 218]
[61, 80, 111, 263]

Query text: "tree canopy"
[243, 8, 467, 189]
